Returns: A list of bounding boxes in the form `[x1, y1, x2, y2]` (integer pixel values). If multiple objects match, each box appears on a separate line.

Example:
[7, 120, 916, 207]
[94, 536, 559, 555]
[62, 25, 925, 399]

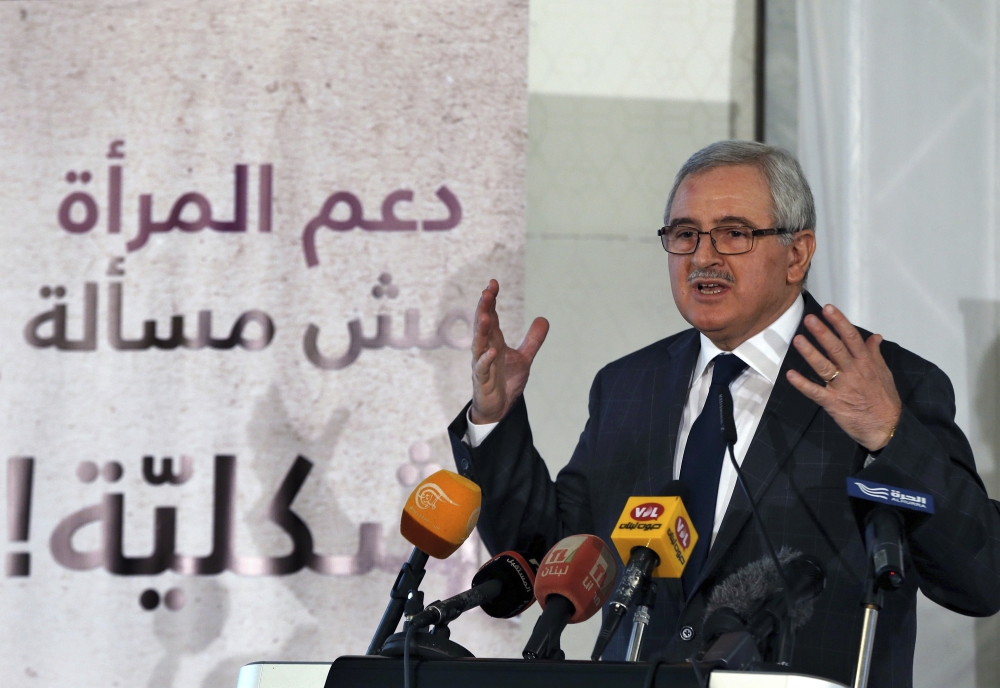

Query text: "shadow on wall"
[958, 299, 1000, 688]
[148, 579, 230, 688]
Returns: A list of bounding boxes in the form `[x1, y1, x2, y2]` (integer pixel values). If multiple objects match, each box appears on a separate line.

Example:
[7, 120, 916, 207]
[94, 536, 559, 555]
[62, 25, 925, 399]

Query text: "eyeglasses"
[657, 225, 792, 255]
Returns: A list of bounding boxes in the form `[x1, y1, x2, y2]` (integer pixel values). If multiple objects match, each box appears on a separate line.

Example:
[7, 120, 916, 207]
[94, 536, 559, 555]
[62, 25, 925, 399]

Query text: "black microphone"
[409, 550, 538, 629]
[409, 579, 503, 629]
[865, 508, 904, 590]
[699, 550, 826, 669]
[846, 477, 935, 591]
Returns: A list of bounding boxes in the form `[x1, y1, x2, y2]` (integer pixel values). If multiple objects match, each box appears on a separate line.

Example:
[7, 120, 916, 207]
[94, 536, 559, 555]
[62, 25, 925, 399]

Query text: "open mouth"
[695, 281, 730, 295]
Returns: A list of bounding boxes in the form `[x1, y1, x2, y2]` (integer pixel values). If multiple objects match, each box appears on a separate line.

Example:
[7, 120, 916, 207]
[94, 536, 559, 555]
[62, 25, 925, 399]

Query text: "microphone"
[699, 550, 826, 669]
[523, 534, 618, 660]
[716, 385, 804, 666]
[591, 482, 697, 660]
[400, 469, 483, 559]
[367, 470, 482, 655]
[846, 478, 932, 688]
[846, 477, 935, 590]
[409, 550, 538, 629]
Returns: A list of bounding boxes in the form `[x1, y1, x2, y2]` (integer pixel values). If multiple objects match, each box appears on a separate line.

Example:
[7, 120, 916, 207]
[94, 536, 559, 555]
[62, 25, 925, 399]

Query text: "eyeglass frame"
[656, 224, 793, 255]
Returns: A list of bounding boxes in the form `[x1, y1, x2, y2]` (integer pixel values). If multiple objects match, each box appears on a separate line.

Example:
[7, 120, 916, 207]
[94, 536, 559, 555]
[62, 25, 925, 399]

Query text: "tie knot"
[710, 353, 748, 388]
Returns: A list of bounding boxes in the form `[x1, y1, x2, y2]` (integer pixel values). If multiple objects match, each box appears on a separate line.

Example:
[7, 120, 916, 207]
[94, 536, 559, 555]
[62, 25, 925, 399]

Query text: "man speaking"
[447, 141, 1000, 687]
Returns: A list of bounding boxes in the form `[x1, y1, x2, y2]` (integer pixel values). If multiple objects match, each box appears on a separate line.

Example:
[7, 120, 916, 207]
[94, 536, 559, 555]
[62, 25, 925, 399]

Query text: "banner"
[0, 1, 528, 685]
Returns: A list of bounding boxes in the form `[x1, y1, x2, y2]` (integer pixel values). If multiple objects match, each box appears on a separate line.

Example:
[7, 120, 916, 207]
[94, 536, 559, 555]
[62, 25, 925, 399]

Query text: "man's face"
[667, 164, 813, 350]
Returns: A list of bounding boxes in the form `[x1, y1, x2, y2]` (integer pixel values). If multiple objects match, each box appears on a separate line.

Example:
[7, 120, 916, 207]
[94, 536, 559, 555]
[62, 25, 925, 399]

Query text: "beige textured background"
[0, 1, 527, 686]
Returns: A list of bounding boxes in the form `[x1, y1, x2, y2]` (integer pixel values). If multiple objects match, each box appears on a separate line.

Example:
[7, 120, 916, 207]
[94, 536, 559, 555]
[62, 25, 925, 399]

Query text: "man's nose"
[691, 232, 724, 268]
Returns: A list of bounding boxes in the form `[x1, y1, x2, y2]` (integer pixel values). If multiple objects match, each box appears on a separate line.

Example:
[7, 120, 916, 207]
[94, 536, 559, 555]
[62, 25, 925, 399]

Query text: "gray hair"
[663, 140, 816, 245]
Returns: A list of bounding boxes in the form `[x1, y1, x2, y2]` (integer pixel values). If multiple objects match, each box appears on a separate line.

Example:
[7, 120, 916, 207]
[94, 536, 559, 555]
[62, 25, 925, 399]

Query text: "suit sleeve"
[447, 374, 603, 558]
[858, 355, 1000, 616]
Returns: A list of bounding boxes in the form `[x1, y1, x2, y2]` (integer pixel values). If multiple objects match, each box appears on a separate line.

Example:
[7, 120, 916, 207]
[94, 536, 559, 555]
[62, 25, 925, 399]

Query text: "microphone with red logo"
[367, 470, 482, 655]
[522, 534, 618, 660]
[591, 481, 697, 660]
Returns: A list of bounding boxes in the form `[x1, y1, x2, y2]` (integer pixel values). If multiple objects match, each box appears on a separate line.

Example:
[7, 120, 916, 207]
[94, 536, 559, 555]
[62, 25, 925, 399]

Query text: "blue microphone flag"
[846, 478, 935, 514]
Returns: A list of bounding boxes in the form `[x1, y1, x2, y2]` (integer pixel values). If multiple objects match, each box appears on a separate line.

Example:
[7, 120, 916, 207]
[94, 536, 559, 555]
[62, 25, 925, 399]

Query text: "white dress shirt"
[465, 295, 805, 547]
[675, 295, 803, 545]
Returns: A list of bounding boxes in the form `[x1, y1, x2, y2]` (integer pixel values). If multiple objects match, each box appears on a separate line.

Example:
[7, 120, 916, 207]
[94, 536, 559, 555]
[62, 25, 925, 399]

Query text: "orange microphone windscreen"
[400, 470, 482, 559]
[534, 534, 618, 623]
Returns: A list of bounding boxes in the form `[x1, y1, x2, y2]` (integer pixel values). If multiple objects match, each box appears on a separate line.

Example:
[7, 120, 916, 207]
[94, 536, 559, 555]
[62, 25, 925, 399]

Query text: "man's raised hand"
[470, 280, 550, 424]
[786, 304, 902, 452]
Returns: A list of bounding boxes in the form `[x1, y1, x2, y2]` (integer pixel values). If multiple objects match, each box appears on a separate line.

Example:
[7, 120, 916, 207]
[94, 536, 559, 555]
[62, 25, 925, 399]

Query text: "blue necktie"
[679, 353, 748, 596]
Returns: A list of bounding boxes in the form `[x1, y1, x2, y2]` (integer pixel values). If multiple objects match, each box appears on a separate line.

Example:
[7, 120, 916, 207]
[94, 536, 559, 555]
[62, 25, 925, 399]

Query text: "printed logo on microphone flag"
[675, 516, 691, 549]
[415, 482, 459, 510]
[630, 503, 663, 521]
[847, 478, 935, 513]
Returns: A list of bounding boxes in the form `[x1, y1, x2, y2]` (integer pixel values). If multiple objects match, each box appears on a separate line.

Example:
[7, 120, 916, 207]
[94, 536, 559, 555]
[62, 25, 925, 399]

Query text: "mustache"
[687, 268, 735, 284]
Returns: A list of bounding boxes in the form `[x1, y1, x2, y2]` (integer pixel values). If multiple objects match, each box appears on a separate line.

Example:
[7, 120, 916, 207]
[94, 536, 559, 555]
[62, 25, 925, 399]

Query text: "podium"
[236, 657, 849, 688]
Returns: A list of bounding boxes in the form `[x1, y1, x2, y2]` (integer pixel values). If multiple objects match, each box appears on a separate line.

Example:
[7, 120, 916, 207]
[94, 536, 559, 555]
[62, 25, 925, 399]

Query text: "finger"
[866, 333, 886, 361]
[792, 334, 839, 382]
[487, 278, 500, 298]
[821, 304, 868, 359]
[804, 314, 855, 370]
[866, 334, 897, 386]
[472, 346, 498, 382]
[517, 317, 550, 362]
[472, 303, 493, 358]
[787, 369, 834, 405]
[472, 286, 501, 356]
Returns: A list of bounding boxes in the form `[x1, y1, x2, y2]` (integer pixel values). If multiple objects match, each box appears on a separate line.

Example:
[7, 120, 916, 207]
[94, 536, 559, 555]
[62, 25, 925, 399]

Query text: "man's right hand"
[470, 279, 550, 424]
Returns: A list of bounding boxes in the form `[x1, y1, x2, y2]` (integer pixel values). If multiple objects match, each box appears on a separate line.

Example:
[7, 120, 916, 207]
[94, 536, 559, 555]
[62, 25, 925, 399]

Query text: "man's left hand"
[786, 304, 902, 452]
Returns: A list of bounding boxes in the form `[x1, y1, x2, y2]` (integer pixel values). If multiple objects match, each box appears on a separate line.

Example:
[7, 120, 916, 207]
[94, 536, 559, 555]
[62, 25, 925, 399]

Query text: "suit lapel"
[642, 330, 699, 611]
[641, 330, 700, 497]
[694, 294, 827, 588]
[662, 331, 701, 477]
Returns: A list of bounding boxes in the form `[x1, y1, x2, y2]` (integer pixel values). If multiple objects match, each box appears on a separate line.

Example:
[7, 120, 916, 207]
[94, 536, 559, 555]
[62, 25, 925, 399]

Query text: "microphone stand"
[852, 574, 883, 688]
[367, 548, 429, 655]
[625, 580, 656, 661]
[852, 508, 905, 688]
[379, 589, 474, 660]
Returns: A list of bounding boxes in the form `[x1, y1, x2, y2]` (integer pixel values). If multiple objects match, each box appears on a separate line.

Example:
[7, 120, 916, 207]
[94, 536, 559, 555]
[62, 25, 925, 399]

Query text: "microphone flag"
[611, 496, 698, 578]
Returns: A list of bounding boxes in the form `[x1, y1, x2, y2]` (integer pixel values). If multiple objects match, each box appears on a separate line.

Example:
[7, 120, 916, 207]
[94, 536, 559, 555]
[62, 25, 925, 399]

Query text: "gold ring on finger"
[824, 370, 840, 384]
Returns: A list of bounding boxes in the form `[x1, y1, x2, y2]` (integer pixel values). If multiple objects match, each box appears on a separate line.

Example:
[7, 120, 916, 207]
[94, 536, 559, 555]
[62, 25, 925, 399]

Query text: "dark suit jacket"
[448, 292, 1000, 687]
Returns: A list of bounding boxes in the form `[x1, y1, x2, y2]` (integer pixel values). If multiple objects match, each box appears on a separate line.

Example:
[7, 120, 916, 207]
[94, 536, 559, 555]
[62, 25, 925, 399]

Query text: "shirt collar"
[694, 293, 804, 385]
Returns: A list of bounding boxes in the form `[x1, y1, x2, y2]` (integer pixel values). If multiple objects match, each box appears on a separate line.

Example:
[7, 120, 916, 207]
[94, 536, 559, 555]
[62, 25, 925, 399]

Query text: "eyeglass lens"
[661, 226, 755, 255]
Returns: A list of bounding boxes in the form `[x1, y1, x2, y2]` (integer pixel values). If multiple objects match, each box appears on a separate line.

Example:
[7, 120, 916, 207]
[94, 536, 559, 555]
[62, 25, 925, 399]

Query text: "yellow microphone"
[592, 482, 698, 659]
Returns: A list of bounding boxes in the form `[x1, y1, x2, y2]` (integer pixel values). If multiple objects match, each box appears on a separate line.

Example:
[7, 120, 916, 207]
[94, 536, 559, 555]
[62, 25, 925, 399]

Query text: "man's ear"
[787, 229, 816, 285]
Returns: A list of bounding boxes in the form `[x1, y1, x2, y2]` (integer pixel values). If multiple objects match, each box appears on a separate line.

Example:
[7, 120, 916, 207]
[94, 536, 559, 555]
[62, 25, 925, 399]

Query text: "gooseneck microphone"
[591, 482, 697, 660]
[408, 550, 537, 629]
[523, 534, 618, 660]
[367, 470, 482, 655]
[717, 386, 801, 666]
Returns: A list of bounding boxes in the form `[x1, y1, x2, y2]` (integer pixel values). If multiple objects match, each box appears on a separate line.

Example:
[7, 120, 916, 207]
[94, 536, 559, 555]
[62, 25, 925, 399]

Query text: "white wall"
[798, 2, 1000, 686]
